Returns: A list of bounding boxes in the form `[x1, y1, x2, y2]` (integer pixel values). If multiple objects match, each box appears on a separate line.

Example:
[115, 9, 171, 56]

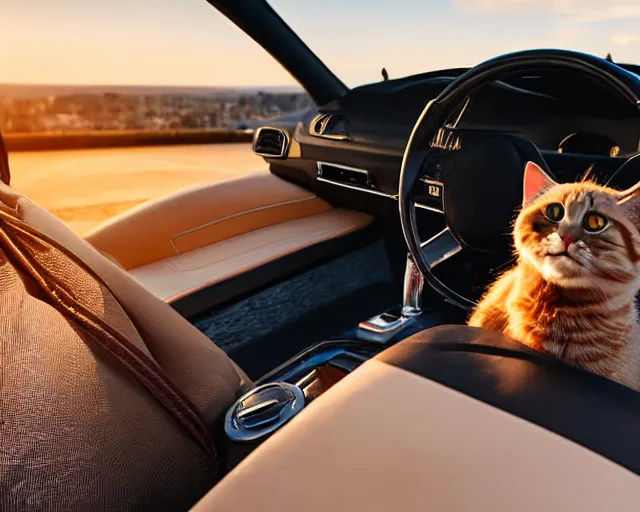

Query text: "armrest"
[191, 359, 640, 511]
[85, 173, 332, 269]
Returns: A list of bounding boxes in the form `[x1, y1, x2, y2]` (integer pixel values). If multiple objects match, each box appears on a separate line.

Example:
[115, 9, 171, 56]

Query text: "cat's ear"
[523, 161, 557, 206]
[616, 182, 640, 227]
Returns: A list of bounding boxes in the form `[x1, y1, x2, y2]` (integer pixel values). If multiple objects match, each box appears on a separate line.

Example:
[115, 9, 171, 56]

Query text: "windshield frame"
[207, 0, 348, 104]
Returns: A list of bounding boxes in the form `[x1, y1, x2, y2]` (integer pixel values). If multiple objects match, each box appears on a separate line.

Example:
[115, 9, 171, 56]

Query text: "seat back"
[0, 181, 250, 510]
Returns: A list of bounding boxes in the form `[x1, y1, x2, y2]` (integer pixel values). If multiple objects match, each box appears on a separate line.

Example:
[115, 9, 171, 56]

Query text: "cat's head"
[514, 161, 640, 291]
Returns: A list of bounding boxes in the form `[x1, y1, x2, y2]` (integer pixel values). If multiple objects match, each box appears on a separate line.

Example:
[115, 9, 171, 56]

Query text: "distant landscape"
[0, 83, 314, 134]
[1, 84, 310, 229]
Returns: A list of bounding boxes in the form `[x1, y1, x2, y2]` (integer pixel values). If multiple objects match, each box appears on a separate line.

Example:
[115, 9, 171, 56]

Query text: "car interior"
[3, 0, 640, 510]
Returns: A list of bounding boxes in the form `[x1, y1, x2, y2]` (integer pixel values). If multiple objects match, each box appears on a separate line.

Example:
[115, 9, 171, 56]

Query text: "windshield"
[269, 0, 639, 87]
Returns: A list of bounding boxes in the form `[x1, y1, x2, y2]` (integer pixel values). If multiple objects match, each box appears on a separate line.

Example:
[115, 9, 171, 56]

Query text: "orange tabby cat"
[469, 161, 640, 390]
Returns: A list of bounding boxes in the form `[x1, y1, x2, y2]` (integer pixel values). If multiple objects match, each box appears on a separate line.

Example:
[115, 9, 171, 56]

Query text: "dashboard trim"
[315, 161, 442, 213]
[310, 114, 350, 141]
[316, 176, 396, 198]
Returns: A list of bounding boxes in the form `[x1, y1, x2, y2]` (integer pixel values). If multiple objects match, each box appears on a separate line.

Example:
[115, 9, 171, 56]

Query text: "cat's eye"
[544, 203, 564, 222]
[583, 212, 608, 232]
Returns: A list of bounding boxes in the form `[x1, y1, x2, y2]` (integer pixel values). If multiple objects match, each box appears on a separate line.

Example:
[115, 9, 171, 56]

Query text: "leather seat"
[192, 325, 640, 511]
[0, 180, 252, 510]
[127, 208, 371, 302]
[85, 174, 373, 306]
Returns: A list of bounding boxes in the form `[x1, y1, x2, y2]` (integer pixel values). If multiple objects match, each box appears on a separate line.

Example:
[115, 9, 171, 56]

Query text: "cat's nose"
[561, 235, 574, 246]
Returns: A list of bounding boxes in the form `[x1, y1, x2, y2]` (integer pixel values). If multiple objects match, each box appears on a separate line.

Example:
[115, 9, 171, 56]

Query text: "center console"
[220, 254, 463, 471]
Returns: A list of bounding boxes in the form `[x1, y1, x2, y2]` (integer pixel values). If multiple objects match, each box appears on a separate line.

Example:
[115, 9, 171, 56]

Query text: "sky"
[1, 0, 639, 88]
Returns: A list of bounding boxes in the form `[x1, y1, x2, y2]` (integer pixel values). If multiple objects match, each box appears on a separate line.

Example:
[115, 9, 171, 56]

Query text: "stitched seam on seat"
[168, 223, 354, 273]
[169, 195, 319, 254]
[163, 224, 362, 300]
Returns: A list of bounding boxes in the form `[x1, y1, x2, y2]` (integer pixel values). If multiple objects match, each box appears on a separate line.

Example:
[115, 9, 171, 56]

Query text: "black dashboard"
[259, 63, 640, 220]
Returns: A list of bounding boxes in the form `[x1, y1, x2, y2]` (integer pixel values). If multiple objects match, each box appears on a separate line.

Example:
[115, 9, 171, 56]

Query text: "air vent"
[311, 113, 330, 134]
[252, 127, 290, 158]
[316, 161, 394, 198]
[317, 162, 371, 187]
[309, 113, 350, 141]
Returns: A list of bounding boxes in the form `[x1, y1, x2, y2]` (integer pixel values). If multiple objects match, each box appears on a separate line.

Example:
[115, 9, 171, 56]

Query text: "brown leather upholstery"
[0, 183, 251, 511]
[192, 359, 640, 512]
[86, 173, 372, 302]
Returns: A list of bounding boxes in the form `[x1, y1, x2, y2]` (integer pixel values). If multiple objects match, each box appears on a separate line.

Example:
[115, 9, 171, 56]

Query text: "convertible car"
[2, 0, 640, 510]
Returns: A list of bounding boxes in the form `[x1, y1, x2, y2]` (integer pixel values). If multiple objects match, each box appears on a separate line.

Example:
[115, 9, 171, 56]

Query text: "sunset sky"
[1, 0, 639, 88]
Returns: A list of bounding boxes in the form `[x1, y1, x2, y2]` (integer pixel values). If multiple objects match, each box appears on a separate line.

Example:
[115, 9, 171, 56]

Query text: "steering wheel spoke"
[420, 227, 462, 269]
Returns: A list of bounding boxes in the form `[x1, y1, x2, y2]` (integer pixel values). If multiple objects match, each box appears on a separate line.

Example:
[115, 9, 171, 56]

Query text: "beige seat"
[86, 173, 372, 304]
[192, 359, 640, 512]
[192, 326, 640, 512]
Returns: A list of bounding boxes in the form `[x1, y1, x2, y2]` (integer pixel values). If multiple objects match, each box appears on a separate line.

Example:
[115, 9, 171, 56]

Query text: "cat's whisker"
[594, 238, 626, 250]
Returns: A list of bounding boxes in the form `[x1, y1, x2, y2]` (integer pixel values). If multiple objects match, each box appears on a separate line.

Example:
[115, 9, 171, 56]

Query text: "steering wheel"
[398, 49, 640, 311]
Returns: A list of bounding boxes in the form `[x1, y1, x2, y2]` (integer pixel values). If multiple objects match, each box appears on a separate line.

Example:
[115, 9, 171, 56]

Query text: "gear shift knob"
[356, 253, 424, 343]
[402, 254, 424, 317]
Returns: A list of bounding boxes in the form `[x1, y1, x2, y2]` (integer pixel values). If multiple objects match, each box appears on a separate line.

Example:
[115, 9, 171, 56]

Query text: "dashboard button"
[418, 178, 444, 211]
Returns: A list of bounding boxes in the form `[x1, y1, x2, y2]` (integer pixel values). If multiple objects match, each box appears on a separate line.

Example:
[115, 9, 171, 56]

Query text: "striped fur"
[469, 162, 640, 390]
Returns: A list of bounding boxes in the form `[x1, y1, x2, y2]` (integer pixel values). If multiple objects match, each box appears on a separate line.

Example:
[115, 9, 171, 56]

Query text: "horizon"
[0, 82, 303, 90]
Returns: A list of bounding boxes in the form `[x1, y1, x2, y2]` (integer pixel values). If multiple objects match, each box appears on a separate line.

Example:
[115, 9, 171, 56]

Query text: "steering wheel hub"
[442, 135, 532, 252]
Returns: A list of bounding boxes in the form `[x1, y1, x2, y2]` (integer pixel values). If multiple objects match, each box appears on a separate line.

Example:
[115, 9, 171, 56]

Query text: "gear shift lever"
[401, 254, 424, 317]
[357, 253, 425, 343]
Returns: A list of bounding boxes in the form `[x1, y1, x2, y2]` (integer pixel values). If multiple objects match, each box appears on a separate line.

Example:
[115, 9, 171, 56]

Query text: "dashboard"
[257, 64, 640, 221]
